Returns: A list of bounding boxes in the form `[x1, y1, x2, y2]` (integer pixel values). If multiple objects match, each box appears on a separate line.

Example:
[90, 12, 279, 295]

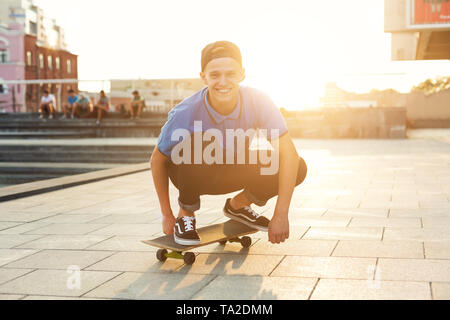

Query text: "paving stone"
[38, 214, 109, 224]
[24, 223, 109, 235]
[0, 212, 58, 223]
[22, 295, 107, 300]
[0, 269, 120, 297]
[86, 236, 157, 252]
[0, 235, 43, 249]
[0, 249, 38, 267]
[0, 268, 34, 285]
[0, 221, 53, 235]
[16, 235, 111, 250]
[432, 282, 450, 300]
[389, 208, 450, 218]
[349, 217, 422, 228]
[192, 275, 317, 300]
[84, 272, 215, 300]
[310, 279, 431, 300]
[323, 208, 388, 218]
[249, 239, 337, 257]
[303, 227, 383, 240]
[89, 224, 162, 237]
[424, 242, 450, 259]
[384, 228, 450, 242]
[289, 217, 350, 227]
[422, 218, 450, 229]
[271, 256, 377, 280]
[176, 254, 283, 276]
[332, 240, 424, 259]
[85, 251, 184, 273]
[86, 214, 158, 224]
[0, 222, 22, 231]
[420, 201, 450, 209]
[377, 258, 450, 282]
[0, 294, 25, 300]
[4, 250, 114, 270]
[288, 208, 327, 217]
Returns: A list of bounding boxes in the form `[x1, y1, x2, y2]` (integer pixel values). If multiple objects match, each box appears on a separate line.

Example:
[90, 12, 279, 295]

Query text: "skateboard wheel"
[183, 252, 195, 265]
[156, 249, 168, 262]
[219, 240, 227, 245]
[241, 236, 252, 248]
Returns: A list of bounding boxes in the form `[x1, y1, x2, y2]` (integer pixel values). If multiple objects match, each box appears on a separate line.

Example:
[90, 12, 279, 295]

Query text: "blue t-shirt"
[68, 95, 78, 104]
[157, 86, 288, 158]
[76, 96, 90, 104]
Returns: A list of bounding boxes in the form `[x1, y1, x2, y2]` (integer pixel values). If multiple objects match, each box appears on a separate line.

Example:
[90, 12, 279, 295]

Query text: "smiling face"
[200, 57, 245, 113]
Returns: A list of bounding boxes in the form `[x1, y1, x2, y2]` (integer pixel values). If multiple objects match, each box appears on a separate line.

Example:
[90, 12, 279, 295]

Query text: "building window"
[29, 21, 37, 35]
[39, 53, 44, 69]
[67, 59, 71, 74]
[48, 55, 52, 70]
[55, 57, 60, 70]
[26, 51, 32, 66]
[0, 49, 7, 63]
[0, 84, 7, 94]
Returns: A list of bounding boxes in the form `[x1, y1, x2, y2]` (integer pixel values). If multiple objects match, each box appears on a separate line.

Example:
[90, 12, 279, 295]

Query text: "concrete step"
[0, 131, 96, 139]
[0, 173, 70, 185]
[0, 112, 167, 120]
[0, 161, 135, 188]
[0, 145, 154, 152]
[0, 151, 151, 163]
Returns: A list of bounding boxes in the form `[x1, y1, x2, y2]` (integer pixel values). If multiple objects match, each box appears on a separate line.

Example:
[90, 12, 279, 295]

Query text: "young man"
[39, 90, 56, 120]
[151, 41, 307, 245]
[62, 89, 78, 119]
[72, 93, 92, 119]
[93, 90, 110, 125]
[129, 90, 145, 119]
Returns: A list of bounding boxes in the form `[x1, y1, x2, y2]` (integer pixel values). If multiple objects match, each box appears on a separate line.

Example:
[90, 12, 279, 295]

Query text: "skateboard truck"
[145, 220, 257, 266]
[219, 236, 252, 248]
[156, 249, 196, 265]
[155, 236, 252, 265]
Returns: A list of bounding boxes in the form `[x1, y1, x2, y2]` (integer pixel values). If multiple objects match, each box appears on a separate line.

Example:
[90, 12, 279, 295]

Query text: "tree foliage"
[412, 76, 450, 95]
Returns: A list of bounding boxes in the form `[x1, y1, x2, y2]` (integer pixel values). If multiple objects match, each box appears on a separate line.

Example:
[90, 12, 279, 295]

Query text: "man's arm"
[150, 146, 176, 234]
[268, 132, 299, 244]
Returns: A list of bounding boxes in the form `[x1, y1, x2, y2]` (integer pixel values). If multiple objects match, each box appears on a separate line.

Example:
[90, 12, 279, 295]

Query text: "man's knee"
[296, 156, 307, 186]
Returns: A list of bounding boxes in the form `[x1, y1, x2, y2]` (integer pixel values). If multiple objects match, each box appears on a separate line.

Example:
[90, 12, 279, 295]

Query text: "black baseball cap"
[201, 41, 242, 72]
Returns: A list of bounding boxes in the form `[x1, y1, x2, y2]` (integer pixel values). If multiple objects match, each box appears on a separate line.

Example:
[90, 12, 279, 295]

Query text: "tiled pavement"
[0, 136, 450, 300]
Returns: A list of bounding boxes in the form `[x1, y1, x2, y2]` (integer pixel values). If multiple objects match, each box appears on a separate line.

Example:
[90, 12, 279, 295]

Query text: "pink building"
[0, 23, 25, 113]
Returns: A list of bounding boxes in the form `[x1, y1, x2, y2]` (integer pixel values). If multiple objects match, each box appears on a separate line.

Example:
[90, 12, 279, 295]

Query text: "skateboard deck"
[142, 219, 258, 264]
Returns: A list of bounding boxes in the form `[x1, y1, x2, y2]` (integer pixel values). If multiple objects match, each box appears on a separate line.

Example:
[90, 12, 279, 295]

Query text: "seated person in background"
[39, 90, 56, 120]
[129, 90, 145, 119]
[93, 90, 110, 125]
[62, 89, 78, 119]
[72, 93, 92, 118]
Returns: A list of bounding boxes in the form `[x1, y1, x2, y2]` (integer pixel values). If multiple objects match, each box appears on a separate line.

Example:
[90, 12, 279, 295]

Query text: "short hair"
[132, 90, 139, 95]
[201, 41, 242, 72]
[68, 89, 74, 94]
[43, 89, 49, 94]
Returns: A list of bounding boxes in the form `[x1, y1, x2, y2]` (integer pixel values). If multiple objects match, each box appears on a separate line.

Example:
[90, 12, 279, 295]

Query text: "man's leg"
[240, 156, 307, 207]
[136, 102, 144, 118]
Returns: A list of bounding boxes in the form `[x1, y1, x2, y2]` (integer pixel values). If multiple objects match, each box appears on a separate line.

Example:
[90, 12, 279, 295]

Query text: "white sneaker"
[173, 216, 201, 245]
[38, 114, 44, 120]
[49, 114, 54, 120]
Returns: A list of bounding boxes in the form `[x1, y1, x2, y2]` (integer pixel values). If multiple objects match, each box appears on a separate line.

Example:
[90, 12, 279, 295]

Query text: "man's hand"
[162, 214, 176, 235]
[268, 215, 289, 244]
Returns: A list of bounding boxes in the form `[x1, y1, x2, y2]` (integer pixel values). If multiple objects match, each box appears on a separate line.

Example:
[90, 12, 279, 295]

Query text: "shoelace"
[243, 206, 259, 219]
[182, 216, 195, 232]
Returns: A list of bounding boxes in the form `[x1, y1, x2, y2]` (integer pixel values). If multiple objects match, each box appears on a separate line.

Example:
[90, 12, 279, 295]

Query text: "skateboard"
[142, 219, 257, 265]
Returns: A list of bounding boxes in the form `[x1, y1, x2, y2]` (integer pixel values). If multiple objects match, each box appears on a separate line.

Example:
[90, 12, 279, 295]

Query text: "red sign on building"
[413, 0, 450, 24]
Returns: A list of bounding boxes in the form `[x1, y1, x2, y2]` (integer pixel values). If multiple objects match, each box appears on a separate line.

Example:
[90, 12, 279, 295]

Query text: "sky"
[34, 0, 450, 109]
